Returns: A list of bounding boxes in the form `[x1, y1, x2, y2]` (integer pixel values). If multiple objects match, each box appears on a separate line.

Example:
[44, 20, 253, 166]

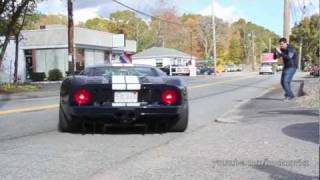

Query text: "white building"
[0, 25, 137, 83]
[132, 47, 196, 68]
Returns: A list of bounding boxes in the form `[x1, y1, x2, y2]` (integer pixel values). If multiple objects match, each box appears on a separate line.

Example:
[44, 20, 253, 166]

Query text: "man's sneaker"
[283, 96, 295, 102]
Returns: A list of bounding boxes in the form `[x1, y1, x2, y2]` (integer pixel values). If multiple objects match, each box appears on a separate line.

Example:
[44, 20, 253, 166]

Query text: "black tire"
[169, 106, 189, 132]
[58, 106, 80, 133]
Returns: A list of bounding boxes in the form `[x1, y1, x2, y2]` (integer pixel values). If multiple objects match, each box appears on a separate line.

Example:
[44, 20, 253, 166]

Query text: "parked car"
[160, 65, 190, 76]
[230, 65, 238, 72]
[224, 65, 231, 72]
[224, 64, 238, 72]
[236, 64, 243, 71]
[197, 66, 214, 75]
[160, 65, 170, 75]
[310, 65, 320, 77]
[276, 64, 284, 72]
[259, 63, 275, 75]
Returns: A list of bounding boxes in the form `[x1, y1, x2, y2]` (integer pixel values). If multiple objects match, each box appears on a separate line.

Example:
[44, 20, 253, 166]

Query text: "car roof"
[86, 64, 155, 69]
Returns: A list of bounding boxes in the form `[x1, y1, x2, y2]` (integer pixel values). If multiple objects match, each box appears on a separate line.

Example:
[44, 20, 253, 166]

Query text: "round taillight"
[161, 89, 178, 105]
[73, 88, 91, 105]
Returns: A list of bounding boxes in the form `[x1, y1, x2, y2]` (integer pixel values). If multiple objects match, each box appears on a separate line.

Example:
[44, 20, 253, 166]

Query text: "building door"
[24, 50, 33, 80]
[75, 48, 85, 72]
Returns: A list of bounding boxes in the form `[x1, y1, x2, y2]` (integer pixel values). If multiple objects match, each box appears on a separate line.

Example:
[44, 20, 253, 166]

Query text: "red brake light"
[73, 88, 91, 105]
[161, 89, 178, 105]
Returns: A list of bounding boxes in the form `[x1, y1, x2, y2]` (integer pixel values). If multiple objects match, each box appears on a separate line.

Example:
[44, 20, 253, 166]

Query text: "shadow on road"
[282, 122, 319, 144]
[259, 109, 319, 117]
[66, 124, 172, 135]
[253, 165, 319, 180]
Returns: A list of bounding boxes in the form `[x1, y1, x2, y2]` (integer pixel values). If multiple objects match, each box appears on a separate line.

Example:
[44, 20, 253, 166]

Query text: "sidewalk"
[90, 80, 319, 180]
[212, 84, 319, 179]
[0, 83, 60, 101]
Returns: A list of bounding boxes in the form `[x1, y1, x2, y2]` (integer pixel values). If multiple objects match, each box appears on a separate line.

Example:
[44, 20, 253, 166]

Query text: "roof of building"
[133, 47, 192, 59]
[19, 25, 136, 53]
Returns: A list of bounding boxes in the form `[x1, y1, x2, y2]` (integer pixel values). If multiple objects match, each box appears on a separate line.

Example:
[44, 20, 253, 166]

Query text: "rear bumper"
[63, 104, 187, 123]
[259, 70, 274, 73]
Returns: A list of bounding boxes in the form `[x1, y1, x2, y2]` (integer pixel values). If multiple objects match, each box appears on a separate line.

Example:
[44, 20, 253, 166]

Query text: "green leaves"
[290, 14, 320, 63]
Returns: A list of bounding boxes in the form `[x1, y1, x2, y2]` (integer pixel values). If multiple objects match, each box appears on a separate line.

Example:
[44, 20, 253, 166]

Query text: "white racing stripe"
[126, 103, 141, 107]
[112, 103, 127, 107]
[126, 84, 141, 90]
[112, 76, 141, 90]
[112, 103, 141, 107]
[125, 76, 140, 84]
[112, 76, 142, 107]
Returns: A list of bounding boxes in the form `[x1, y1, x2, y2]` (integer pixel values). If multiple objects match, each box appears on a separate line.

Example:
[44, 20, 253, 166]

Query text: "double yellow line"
[0, 104, 59, 116]
[0, 74, 256, 116]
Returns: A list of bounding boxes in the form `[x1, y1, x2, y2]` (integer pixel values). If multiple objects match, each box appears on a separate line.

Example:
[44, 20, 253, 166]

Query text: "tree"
[83, 11, 151, 52]
[231, 19, 279, 65]
[0, 0, 38, 68]
[290, 14, 320, 65]
[84, 17, 112, 32]
[13, 4, 35, 83]
[109, 10, 151, 51]
[180, 14, 203, 58]
[227, 34, 242, 64]
[197, 16, 213, 59]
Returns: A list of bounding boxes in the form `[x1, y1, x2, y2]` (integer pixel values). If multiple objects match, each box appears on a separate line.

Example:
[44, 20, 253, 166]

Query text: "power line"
[290, 1, 300, 24]
[111, 0, 184, 26]
[110, 0, 194, 57]
[296, 0, 307, 15]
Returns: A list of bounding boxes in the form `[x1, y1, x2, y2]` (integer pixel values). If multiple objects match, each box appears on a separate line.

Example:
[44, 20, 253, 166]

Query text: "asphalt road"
[0, 72, 318, 180]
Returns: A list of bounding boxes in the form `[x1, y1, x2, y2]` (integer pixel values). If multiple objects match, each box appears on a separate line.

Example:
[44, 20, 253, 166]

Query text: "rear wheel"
[169, 107, 189, 132]
[58, 106, 81, 133]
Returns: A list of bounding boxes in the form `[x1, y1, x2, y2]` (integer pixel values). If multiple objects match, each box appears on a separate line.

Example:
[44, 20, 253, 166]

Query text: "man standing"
[274, 38, 298, 100]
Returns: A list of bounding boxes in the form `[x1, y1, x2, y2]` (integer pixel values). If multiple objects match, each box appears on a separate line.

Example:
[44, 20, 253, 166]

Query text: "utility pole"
[283, 0, 290, 41]
[298, 4, 307, 71]
[68, 0, 75, 73]
[212, 0, 217, 74]
[298, 40, 303, 71]
[190, 31, 193, 65]
[269, 38, 272, 52]
[250, 32, 256, 71]
[318, 0, 320, 67]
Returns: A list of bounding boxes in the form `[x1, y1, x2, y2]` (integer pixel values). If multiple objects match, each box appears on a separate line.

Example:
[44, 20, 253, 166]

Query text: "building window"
[156, 59, 163, 67]
[172, 58, 182, 66]
[104, 51, 111, 64]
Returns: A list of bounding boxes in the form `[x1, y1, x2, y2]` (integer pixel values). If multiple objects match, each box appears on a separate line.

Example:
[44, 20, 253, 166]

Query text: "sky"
[37, 0, 320, 36]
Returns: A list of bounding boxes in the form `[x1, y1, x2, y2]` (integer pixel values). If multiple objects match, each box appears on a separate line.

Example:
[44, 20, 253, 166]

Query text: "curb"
[214, 100, 249, 124]
[214, 86, 280, 124]
[30, 81, 62, 85]
[292, 80, 306, 97]
[214, 78, 306, 124]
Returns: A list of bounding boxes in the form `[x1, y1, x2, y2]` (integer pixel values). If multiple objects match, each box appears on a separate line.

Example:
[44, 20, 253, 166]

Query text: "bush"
[30, 72, 46, 82]
[48, 69, 63, 81]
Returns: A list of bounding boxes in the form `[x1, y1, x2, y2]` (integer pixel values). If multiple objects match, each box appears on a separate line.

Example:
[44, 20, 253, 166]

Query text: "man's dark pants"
[281, 67, 297, 98]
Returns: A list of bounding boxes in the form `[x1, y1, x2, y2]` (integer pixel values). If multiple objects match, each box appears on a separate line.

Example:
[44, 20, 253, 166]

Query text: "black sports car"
[59, 64, 189, 132]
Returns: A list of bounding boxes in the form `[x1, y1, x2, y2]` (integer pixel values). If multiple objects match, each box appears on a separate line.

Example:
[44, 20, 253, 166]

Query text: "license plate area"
[114, 91, 138, 103]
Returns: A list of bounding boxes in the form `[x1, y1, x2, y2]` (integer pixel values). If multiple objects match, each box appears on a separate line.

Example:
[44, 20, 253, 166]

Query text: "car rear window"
[85, 67, 159, 77]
